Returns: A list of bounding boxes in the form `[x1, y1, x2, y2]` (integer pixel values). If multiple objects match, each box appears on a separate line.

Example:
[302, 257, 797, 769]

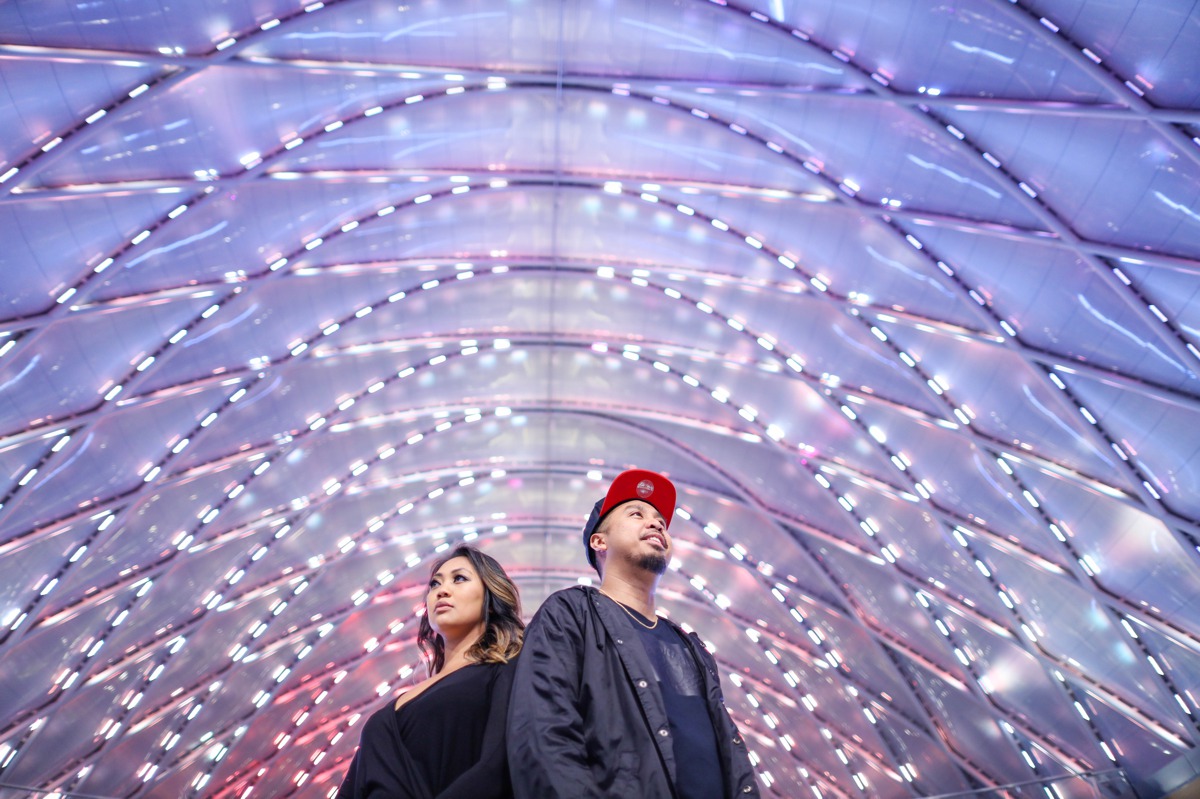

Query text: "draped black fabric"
[338, 661, 516, 799]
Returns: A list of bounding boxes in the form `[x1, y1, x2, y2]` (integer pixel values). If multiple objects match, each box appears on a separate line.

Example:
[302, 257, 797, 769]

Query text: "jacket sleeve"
[507, 590, 602, 799]
[436, 661, 517, 799]
[688, 632, 761, 799]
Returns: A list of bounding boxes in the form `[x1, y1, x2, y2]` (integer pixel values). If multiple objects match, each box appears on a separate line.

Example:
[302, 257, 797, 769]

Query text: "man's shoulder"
[523, 586, 595, 643]
[536, 584, 592, 613]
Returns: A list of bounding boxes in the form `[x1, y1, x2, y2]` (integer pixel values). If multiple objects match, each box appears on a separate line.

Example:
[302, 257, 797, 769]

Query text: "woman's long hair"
[417, 545, 524, 675]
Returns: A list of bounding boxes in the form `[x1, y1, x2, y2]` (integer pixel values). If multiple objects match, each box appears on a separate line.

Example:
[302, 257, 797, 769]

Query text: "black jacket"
[507, 586, 759, 798]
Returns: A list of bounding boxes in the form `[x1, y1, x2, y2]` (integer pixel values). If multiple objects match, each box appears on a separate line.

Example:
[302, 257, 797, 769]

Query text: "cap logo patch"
[636, 479, 654, 499]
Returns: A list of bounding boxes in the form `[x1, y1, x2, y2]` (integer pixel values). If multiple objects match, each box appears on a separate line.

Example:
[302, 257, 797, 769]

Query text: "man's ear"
[590, 531, 607, 555]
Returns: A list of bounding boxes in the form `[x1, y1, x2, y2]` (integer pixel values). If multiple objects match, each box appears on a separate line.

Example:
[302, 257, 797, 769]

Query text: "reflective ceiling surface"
[1, 1, 1199, 797]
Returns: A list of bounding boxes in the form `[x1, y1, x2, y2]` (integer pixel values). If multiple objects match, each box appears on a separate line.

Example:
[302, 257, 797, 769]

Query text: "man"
[508, 468, 759, 798]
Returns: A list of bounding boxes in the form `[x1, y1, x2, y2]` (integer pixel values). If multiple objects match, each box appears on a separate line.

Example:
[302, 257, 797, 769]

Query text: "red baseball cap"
[582, 469, 676, 571]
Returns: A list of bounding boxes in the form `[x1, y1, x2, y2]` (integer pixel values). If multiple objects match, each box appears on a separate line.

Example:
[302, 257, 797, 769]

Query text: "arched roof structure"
[1, 1, 1199, 797]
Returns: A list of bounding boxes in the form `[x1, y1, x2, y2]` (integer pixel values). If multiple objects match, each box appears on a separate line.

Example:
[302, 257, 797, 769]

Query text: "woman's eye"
[453, 574, 467, 582]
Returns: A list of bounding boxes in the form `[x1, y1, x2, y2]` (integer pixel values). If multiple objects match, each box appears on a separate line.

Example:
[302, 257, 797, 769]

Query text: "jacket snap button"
[732, 736, 742, 745]
[742, 785, 753, 793]
[637, 680, 648, 688]
[616, 639, 624, 645]
[658, 728, 669, 737]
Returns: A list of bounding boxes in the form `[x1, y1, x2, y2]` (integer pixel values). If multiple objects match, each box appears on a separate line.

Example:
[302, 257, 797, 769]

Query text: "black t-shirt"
[627, 606, 725, 799]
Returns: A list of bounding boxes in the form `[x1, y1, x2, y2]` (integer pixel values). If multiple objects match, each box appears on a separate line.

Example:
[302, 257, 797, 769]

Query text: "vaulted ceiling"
[2, 1, 1199, 797]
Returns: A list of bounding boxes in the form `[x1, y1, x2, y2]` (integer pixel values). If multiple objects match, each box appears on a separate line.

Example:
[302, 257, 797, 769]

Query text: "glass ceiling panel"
[0, 193, 191, 319]
[882, 326, 1121, 478]
[762, 0, 1115, 103]
[908, 223, 1200, 396]
[953, 111, 1200, 259]
[956, 619, 1103, 759]
[871, 411, 1052, 534]
[30, 68, 459, 188]
[819, 546, 969, 679]
[988, 545, 1190, 740]
[1014, 462, 1200, 635]
[1023, 0, 1200, 109]
[0, 0, 294, 52]
[905, 666, 1033, 785]
[0, 59, 161, 168]
[1064, 372, 1200, 520]
[1, 391, 224, 533]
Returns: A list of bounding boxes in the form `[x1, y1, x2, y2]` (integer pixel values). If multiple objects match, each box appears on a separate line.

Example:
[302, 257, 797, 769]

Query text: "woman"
[337, 545, 524, 798]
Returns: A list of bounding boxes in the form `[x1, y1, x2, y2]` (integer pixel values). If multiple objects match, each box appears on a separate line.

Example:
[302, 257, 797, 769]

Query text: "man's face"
[594, 500, 670, 575]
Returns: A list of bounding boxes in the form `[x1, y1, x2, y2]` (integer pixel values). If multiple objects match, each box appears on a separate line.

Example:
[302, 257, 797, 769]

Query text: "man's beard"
[629, 550, 668, 575]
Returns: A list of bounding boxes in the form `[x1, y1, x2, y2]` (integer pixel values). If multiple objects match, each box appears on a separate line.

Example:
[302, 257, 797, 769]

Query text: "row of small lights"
[24, 86, 1196, 785]
[2, 69, 1193, 798]
[980, 460, 1196, 735]
[913, 588, 1092, 782]
[663, 479, 973, 795]
[0, 302, 1142, 787]
[588, 276, 1187, 778]
[292, 655, 422, 799]
[673, 566, 886, 795]
[177, 574, 434, 797]
[203, 514, 532, 796]
[5, 54, 1185, 572]
[136, 469, 514, 796]
[3, 0, 1191, 528]
[0, 14, 1185, 799]
[0, 235, 1176, 791]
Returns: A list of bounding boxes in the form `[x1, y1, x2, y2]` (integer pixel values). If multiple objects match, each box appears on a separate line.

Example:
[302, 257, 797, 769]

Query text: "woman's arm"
[435, 661, 517, 799]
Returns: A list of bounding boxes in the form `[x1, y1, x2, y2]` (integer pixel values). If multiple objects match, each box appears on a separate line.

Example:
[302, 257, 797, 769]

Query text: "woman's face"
[426, 556, 486, 640]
